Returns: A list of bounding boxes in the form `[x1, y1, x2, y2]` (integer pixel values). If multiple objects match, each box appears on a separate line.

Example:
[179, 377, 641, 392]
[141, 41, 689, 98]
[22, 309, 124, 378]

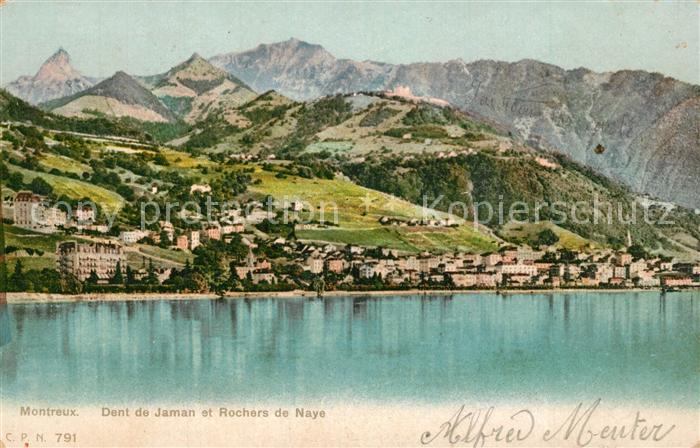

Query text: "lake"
[1, 292, 698, 407]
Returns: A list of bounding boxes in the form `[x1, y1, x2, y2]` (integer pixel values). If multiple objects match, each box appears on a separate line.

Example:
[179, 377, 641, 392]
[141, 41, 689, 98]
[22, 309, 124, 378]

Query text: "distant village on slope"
[4, 187, 699, 295]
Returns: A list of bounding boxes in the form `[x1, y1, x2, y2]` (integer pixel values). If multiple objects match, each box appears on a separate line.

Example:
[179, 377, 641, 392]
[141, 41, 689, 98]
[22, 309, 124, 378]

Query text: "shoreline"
[6, 287, 697, 304]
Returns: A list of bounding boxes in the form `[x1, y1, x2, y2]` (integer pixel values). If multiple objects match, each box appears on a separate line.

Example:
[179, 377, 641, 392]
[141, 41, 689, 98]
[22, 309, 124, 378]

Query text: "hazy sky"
[1, 1, 698, 85]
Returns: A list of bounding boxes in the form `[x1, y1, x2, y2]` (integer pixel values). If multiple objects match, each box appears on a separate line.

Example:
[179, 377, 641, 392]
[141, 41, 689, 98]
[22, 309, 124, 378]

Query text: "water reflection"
[0, 292, 698, 407]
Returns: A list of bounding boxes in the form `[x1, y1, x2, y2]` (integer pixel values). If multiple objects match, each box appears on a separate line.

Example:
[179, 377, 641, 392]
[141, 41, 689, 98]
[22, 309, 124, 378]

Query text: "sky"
[1, 1, 698, 85]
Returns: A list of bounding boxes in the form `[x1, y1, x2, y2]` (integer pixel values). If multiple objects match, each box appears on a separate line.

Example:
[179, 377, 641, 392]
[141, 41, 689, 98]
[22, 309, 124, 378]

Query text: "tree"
[116, 184, 135, 201]
[158, 230, 171, 248]
[6, 172, 24, 191]
[145, 259, 159, 285]
[60, 273, 83, 294]
[125, 266, 137, 286]
[29, 177, 53, 196]
[443, 273, 455, 289]
[559, 249, 577, 263]
[536, 229, 559, 247]
[312, 276, 326, 297]
[87, 270, 99, 285]
[227, 261, 240, 289]
[192, 241, 227, 290]
[10, 260, 27, 292]
[28, 268, 62, 293]
[628, 244, 648, 260]
[111, 261, 124, 285]
[182, 259, 192, 277]
[189, 272, 209, 293]
[153, 153, 169, 166]
[0, 161, 9, 180]
[226, 234, 249, 262]
[0, 188, 6, 300]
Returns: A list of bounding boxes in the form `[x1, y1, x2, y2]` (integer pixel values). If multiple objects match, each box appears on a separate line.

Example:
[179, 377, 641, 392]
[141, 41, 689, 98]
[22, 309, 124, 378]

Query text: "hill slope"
[170, 92, 700, 259]
[149, 53, 257, 124]
[0, 89, 150, 139]
[47, 71, 176, 123]
[210, 39, 700, 209]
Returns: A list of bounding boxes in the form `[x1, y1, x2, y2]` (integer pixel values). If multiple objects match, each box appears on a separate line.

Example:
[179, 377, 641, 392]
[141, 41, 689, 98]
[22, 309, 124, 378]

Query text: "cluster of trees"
[6, 260, 82, 294]
[402, 103, 491, 139]
[89, 160, 135, 200]
[79, 260, 161, 293]
[184, 115, 242, 152]
[103, 151, 158, 178]
[1, 161, 55, 196]
[359, 106, 399, 127]
[530, 228, 560, 248]
[241, 104, 291, 126]
[12, 125, 48, 151]
[5, 259, 169, 294]
[384, 125, 448, 140]
[161, 235, 308, 294]
[53, 133, 91, 161]
[276, 95, 353, 158]
[261, 156, 336, 180]
[165, 237, 250, 294]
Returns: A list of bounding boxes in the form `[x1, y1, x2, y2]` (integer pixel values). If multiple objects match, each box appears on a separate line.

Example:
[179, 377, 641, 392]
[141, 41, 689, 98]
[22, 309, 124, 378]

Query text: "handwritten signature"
[420, 399, 675, 447]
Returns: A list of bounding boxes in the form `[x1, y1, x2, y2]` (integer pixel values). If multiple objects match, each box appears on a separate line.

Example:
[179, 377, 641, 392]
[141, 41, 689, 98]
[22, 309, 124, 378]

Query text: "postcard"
[0, 1, 698, 446]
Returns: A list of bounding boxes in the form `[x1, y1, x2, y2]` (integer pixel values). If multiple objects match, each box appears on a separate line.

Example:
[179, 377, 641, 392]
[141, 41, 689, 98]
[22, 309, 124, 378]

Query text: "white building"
[120, 230, 149, 244]
[359, 263, 377, 279]
[245, 209, 275, 224]
[190, 184, 211, 194]
[307, 257, 324, 274]
[495, 263, 538, 277]
[188, 230, 201, 250]
[74, 206, 96, 224]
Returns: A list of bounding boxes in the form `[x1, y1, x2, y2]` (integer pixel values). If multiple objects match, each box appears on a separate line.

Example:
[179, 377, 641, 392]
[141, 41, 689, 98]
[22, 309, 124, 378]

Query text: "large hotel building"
[56, 240, 127, 282]
[13, 191, 67, 233]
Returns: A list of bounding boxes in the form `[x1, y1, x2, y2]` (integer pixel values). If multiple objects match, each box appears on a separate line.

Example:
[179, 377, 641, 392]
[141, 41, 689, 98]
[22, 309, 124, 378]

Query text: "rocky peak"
[34, 48, 82, 82]
[185, 52, 207, 64]
[46, 48, 70, 64]
[168, 52, 227, 80]
[4, 48, 95, 104]
[212, 38, 336, 71]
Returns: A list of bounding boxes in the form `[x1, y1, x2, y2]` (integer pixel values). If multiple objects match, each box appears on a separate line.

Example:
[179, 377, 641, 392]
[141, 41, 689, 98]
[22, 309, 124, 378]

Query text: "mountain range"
[210, 39, 700, 210]
[4, 40, 699, 208]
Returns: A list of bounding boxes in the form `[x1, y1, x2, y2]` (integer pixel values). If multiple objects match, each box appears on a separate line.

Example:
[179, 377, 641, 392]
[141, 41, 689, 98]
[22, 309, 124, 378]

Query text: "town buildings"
[10, 183, 699, 292]
[204, 225, 221, 241]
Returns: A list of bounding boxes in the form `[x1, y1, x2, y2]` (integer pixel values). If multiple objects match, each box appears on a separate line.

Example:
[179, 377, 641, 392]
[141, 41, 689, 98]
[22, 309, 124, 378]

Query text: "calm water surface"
[1, 292, 698, 406]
